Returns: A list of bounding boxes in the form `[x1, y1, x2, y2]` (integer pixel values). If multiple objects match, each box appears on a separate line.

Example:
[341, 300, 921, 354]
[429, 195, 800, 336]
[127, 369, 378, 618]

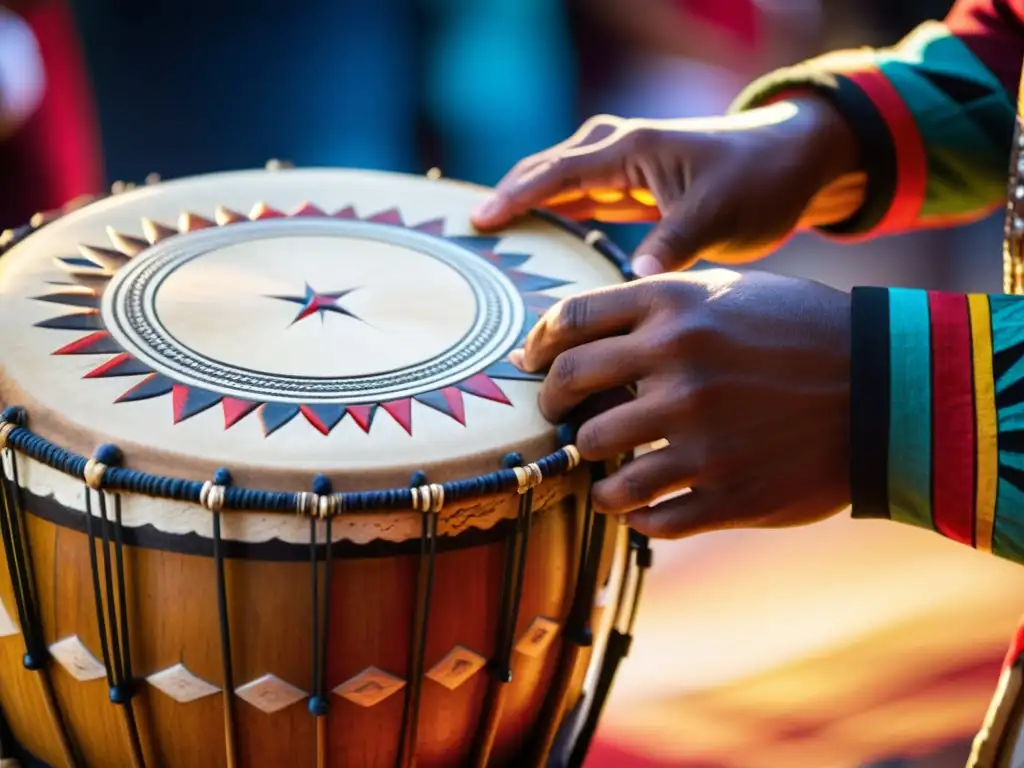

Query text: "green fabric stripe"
[989, 296, 1024, 563]
[874, 24, 1014, 220]
[990, 295, 1024, 354]
[1000, 450, 1024, 473]
[887, 288, 933, 530]
[877, 23, 1003, 91]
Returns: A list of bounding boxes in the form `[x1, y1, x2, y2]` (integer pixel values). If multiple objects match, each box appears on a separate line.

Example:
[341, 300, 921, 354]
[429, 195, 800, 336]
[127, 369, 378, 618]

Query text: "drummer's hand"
[471, 97, 862, 276]
[512, 269, 851, 539]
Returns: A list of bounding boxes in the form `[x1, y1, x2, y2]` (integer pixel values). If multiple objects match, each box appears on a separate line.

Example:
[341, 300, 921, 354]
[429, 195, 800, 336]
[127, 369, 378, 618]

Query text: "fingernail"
[508, 349, 526, 370]
[631, 254, 664, 277]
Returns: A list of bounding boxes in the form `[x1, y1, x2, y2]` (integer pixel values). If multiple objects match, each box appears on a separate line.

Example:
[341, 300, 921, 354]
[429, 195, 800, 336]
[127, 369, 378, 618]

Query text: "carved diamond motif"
[515, 617, 560, 658]
[0, 596, 18, 638]
[235, 674, 307, 714]
[425, 645, 487, 691]
[147, 663, 221, 703]
[49, 636, 106, 682]
[333, 666, 405, 708]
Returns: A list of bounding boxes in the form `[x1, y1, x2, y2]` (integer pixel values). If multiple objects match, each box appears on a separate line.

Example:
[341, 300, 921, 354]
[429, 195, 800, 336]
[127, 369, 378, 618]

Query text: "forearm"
[0, 6, 44, 141]
[850, 287, 1024, 560]
[732, 0, 1019, 240]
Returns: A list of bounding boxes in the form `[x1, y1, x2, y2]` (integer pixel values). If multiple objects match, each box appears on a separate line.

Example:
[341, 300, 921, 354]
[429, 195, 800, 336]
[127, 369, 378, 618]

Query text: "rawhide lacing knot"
[84, 444, 122, 491]
[201, 468, 232, 512]
[513, 463, 543, 495]
[309, 474, 337, 520]
[201, 482, 226, 512]
[411, 483, 445, 514]
[0, 422, 15, 451]
[199, 468, 232, 512]
[562, 444, 582, 471]
[296, 491, 337, 520]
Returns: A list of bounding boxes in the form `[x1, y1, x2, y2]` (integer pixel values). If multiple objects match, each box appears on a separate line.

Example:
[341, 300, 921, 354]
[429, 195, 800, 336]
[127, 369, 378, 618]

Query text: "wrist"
[785, 95, 861, 188]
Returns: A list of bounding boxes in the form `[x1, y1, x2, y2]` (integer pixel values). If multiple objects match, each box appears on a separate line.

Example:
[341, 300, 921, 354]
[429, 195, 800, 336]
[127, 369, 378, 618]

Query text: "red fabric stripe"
[21, 1, 103, 208]
[843, 67, 928, 235]
[928, 291, 976, 547]
[945, 0, 1024, 99]
[1004, 614, 1024, 671]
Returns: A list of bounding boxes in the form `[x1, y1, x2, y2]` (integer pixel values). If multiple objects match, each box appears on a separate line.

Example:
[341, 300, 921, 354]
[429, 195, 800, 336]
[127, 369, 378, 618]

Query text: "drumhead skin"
[0, 168, 624, 543]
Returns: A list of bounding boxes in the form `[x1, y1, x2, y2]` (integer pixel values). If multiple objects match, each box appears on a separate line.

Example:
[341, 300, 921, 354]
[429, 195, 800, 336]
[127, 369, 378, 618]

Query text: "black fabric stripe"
[993, 337, 1024, 390]
[997, 372, 1024, 411]
[850, 287, 892, 519]
[916, 70, 995, 105]
[1001, 464, 1024, 496]
[998, 429, 1024, 454]
[729, 68, 897, 236]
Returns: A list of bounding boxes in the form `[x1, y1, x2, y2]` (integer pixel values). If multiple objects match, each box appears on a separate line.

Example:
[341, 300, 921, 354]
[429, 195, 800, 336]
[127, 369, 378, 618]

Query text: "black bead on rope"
[501, 452, 524, 471]
[409, 470, 428, 489]
[22, 651, 44, 671]
[109, 682, 134, 704]
[308, 694, 330, 717]
[2, 406, 27, 427]
[312, 473, 332, 497]
[94, 443, 123, 467]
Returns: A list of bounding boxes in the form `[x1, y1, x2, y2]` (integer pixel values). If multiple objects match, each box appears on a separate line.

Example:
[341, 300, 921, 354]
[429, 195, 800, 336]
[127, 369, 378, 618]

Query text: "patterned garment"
[731, 1, 1024, 764]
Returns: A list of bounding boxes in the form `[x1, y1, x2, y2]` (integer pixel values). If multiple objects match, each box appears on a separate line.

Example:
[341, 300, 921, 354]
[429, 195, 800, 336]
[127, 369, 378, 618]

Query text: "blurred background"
[4, 0, 1024, 766]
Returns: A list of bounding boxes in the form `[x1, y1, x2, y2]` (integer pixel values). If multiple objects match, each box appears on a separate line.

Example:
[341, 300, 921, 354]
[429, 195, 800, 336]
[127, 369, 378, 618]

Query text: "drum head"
[0, 168, 624, 490]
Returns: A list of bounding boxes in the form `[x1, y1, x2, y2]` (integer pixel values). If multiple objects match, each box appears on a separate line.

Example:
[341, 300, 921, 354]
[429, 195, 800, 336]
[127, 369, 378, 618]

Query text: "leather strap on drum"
[82, 444, 146, 768]
[0, 409, 78, 768]
[471, 452, 545, 767]
[202, 469, 239, 768]
[397, 472, 441, 768]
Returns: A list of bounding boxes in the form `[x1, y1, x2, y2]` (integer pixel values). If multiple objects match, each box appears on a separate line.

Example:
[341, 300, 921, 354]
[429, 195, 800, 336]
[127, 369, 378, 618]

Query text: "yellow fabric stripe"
[970, 293, 998, 552]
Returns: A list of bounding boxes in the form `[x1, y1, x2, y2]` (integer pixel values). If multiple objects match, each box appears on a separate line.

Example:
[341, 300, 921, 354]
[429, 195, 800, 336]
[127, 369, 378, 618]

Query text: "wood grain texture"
[0, 470, 622, 766]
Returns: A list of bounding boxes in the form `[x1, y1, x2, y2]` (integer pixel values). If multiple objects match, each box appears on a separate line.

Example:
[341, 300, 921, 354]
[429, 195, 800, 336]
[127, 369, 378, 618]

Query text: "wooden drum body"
[0, 168, 648, 767]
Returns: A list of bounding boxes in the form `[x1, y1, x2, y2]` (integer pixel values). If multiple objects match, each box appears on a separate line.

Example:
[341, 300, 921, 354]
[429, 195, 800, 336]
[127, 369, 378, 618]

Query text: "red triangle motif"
[414, 218, 445, 235]
[456, 374, 511, 405]
[53, 330, 111, 355]
[179, 213, 215, 232]
[250, 202, 285, 219]
[369, 208, 403, 225]
[171, 385, 191, 423]
[381, 399, 413, 434]
[84, 353, 136, 379]
[223, 398, 259, 428]
[292, 202, 326, 217]
[347, 405, 376, 433]
[441, 387, 466, 425]
[333, 206, 357, 219]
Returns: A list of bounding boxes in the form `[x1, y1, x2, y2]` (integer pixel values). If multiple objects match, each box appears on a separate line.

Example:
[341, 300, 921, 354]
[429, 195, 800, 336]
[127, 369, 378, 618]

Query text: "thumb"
[631, 185, 728, 276]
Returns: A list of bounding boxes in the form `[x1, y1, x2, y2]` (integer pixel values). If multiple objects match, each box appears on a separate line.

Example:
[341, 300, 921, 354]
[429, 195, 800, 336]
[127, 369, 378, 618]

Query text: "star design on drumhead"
[34, 202, 570, 437]
[268, 283, 364, 326]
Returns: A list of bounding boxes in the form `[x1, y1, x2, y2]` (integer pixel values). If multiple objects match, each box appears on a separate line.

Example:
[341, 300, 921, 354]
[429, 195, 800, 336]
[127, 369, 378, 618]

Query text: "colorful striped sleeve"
[849, 287, 1024, 560]
[729, 0, 1019, 239]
